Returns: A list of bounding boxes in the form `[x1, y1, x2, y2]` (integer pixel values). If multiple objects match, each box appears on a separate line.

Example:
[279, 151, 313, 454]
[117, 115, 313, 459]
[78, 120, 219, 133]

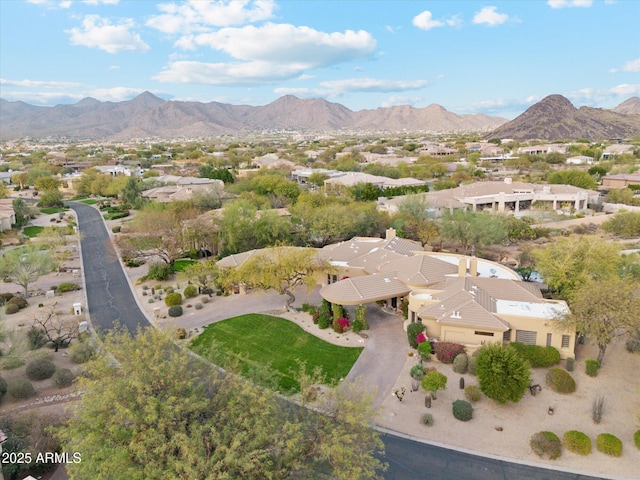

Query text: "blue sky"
[1, 0, 639, 119]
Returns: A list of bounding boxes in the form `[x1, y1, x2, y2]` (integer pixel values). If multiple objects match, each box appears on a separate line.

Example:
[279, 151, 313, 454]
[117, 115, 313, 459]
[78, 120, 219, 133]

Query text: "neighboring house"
[601, 173, 640, 189]
[324, 172, 425, 191]
[93, 165, 141, 177]
[601, 144, 635, 159]
[517, 144, 568, 155]
[0, 199, 16, 231]
[141, 176, 225, 203]
[379, 178, 599, 216]
[566, 155, 594, 165]
[291, 168, 347, 184]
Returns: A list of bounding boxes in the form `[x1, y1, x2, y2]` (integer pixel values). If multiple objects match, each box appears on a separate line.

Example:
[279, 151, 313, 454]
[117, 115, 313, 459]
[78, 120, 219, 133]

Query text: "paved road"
[69, 201, 151, 334]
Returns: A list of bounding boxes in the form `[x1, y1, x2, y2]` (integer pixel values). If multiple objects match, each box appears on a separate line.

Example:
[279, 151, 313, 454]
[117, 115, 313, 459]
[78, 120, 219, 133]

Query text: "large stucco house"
[217, 229, 576, 359]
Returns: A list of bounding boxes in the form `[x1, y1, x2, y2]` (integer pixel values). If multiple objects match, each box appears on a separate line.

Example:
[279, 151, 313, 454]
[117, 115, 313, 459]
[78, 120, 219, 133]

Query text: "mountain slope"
[0, 93, 508, 140]
[612, 97, 640, 115]
[488, 94, 640, 141]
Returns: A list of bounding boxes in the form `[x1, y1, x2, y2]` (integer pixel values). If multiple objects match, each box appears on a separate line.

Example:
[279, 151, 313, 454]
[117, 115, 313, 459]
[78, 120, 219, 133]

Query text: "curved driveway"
[70, 202, 607, 480]
[69, 201, 151, 334]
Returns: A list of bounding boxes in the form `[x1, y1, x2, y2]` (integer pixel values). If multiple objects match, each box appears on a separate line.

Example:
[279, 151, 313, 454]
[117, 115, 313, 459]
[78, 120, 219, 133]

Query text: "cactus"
[425, 394, 432, 408]
[460, 377, 465, 389]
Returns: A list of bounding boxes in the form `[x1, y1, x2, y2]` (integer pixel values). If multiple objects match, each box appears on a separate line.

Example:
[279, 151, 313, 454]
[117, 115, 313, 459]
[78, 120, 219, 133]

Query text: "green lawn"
[40, 207, 67, 214]
[22, 226, 44, 237]
[79, 198, 99, 205]
[173, 259, 196, 272]
[189, 314, 363, 394]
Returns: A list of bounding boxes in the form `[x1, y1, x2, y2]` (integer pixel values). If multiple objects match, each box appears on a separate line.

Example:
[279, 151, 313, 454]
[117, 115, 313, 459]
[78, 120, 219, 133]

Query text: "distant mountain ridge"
[0, 93, 508, 141]
[488, 95, 640, 141]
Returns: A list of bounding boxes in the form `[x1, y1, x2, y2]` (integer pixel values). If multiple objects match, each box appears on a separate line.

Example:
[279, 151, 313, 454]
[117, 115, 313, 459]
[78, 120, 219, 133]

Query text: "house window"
[332, 274, 338, 283]
[474, 331, 494, 337]
[562, 335, 570, 348]
[515, 330, 537, 345]
[546, 333, 552, 347]
[503, 330, 511, 342]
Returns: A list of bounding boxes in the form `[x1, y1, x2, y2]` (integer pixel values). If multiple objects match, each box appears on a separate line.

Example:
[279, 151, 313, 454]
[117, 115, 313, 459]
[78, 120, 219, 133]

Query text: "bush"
[467, 356, 477, 375]
[1, 358, 24, 370]
[452, 353, 468, 374]
[418, 341, 431, 361]
[508, 343, 560, 367]
[26, 358, 56, 380]
[175, 328, 187, 339]
[530, 431, 562, 460]
[57, 282, 81, 293]
[592, 395, 605, 424]
[317, 312, 331, 329]
[351, 318, 364, 333]
[4, 303, 19, 315]
[0, 376, 7, 395]
[0, 292, 14, 305]
[165, 286, 174, 294]
[585, 359, 600, 377]
[354, 304, 367, 330]
[195, 302, 203, 310]
[112, 225, 121, 233]
[168, 305, 183, 317]
[410, 364, 426, 380]
[596, 434, 622, 457]
[626, 338, 640, 353]
[452, 399, 473, 422]
[8, 296, 28, 309]
[407, 322, 426, 349]
[53, 368, 76, 388]
[165, 292, 183, 307]
[70, 342, 96, 364]
[147, 262, 173, 281]
[200, 296, 209, 304]
[7, 379, 35, 399]
[332, 304, 345, 322]
[433, 342, 465, 364]
[332, 317, 350, 333]
[563, 430, 591, 455]
[464, 385, 482, 402]
[634, 430, 640, 450]
[183, 284, 198, 299]
[421, 413, 434, 426]
[545, 368, 576, 394]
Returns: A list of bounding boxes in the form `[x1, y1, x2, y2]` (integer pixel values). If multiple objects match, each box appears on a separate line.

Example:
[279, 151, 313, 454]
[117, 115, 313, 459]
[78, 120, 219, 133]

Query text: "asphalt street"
[69, 201, 151, 334]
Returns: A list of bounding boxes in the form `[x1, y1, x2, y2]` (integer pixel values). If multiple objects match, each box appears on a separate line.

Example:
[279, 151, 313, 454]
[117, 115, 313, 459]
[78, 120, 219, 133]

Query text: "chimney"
[469, 257, 478, 277]
[386, 228, 396, 240]
[458, 258, 466, 277]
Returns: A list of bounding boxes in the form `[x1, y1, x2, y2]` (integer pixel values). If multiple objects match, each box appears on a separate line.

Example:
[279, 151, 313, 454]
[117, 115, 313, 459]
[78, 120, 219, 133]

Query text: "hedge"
[563, 430, 591, 455]
[508, 342, 560, 367]
[407, 322, 426, 349]
[596, 433, 622, 457]
[530, 431, 562, 460]
[545, 368, 576, 394]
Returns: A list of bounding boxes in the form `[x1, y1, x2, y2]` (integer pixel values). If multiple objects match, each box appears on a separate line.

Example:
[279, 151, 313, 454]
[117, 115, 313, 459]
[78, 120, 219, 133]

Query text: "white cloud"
[0, 78, 83, 88]
[611, 58, 640, 73]
[146, 0, 275, 34]
[547, 0, 593, 8]
[66, 15, 149, 54]
[567, 84, 640, 105]
[27, 0, 119, 7]
[413, 11, 444, 31]
[472, 6, 510, 26]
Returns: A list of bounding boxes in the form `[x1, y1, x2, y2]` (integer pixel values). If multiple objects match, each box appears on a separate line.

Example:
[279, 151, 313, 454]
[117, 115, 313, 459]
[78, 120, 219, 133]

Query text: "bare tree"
[32, 305, 79, 352]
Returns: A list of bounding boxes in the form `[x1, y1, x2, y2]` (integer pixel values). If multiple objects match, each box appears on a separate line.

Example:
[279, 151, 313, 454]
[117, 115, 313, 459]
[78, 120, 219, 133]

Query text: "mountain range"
[1, 93, 639, 142]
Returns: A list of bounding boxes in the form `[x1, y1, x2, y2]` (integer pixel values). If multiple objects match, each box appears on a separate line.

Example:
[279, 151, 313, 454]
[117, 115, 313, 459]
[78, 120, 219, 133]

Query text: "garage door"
[515, 330, 537, 345]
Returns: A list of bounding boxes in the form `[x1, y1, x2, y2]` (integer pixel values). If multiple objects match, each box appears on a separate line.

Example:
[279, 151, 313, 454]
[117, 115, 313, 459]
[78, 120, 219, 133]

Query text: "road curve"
[69, 201, 151, 334]
[69, 201, 609, 480]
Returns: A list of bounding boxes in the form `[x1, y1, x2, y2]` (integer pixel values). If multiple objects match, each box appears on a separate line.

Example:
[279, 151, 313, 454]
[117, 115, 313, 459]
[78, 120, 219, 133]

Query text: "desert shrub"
[452, 353, 468, 374]
[183, 284, 198, 299]
[165, 292, 183, 307]
[407, 322, 426, 349]
[194, 302, 203, 310]
[545, 368, 576, 394]
[410, 364, 426, 380]
[626, 338, 640, 353]
[467, 356, 477, 375]
[596, 434, 622, 457]
[452, 399, 473, 422]
[585, 359, 600, 377]
[168, 305, 183, 317]
[53, 368, 76, 388]
[175, 328, 187, 340]
[332, 317, 350, 334]
[70, 342, 96, 364]
[147, 261, 173, 281]
[0, 292, 14, 305]
[563, 430, 591, 455]
[7, 379, 35, 399]
[418, 341, 431, 361]
[200, 296, 209, 304]
[8, 296, 28, 309]
[634, 430, 640, 449]
[4, 303, 19, 315]
[464, 385, 482, 402]
[508, 343, 560, 367]
[433, 342, 465, 364]
[164, 286, 174, 294]
[421, 413, 434, 426]
[0, 376, 7, 395]
[1, 358, 24, 370]
[57, 282, 81, 293]
[26, 358, 56, 380]
[112, 225, 121, 233]
[530, 431, 562, 460]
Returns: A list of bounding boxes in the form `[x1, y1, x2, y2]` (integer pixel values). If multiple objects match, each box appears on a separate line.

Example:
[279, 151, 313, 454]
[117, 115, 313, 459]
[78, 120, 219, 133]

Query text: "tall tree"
[56, 328, 385, 479]
[438, 210, 507, 253]
[229, 246, 331, 309]
[559, 278, 640, 364]
[179, 260, 220, 294]
[476, 343, 531, 404]
[0, 246, 56, 295]
[394, 196, 440, 247]
[120, 176, 141, 206]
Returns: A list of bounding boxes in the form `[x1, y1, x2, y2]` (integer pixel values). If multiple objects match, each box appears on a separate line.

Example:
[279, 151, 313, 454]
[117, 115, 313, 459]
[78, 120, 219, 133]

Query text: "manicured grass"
[22, 226, 44, 237]
[173, 259, 196, 272]
[40, 207, 68, 214]
[79, 198, 99, 205]
[190, 314, 363, 394]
